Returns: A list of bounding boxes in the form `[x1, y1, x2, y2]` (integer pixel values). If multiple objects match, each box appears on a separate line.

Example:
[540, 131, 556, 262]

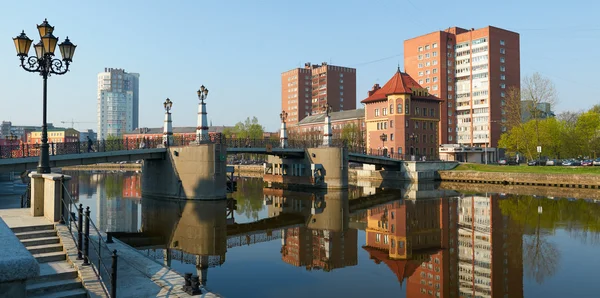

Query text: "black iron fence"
[0, 135, 439, 161]
[58, 176, 118, 297]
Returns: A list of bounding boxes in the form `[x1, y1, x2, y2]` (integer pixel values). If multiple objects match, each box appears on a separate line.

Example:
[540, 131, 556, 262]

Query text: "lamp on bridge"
[13, 19, 77, 173]
[163, 98, 174, 146]
[409, 132, 417, 160]
[379, 133, 387, 156]
[196, 85, 210, 143]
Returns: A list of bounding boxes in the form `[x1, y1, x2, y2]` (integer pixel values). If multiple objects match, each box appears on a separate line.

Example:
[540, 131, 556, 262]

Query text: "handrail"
[59, 177, 117, 297]
[20, 181, 31, 208]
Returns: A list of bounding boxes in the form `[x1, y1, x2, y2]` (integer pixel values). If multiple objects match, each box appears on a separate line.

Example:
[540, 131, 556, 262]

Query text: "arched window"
[397, 103, 402, 114]
[390, 104, 394, 114]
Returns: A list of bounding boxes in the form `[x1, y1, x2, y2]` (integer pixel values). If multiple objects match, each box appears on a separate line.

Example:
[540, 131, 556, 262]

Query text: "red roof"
[362, 246, 420, 286]
[361, 69, 442, 103]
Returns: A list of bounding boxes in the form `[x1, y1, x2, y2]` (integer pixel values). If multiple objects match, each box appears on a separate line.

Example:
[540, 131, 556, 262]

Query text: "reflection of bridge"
[0, 137, 405, 172]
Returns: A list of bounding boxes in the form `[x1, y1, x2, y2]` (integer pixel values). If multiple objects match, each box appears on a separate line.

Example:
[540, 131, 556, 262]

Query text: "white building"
[97, 68, 140, 139]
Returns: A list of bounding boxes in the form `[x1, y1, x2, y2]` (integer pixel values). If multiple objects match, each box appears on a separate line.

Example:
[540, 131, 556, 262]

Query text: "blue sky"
[0, 0, 598, 132]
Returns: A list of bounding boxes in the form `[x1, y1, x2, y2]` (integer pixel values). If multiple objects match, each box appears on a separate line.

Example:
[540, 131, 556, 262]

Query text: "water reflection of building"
[361, 195, 523, 298]
[264, 188, 358, 271]
[122, 175, 141, 199]
[96, 174, 140, 233]
[455, 195, 523, 298]
[140, 198, 228, 286]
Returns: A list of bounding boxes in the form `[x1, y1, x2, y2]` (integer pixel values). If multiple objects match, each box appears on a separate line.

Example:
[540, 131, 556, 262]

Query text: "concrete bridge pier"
[263, 147, 348, 190]
[142, 143, 227, 200]
[28, 172, 71, 222]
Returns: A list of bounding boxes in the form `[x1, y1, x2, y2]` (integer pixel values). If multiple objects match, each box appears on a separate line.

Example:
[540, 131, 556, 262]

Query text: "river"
[64, 170, 600, 298]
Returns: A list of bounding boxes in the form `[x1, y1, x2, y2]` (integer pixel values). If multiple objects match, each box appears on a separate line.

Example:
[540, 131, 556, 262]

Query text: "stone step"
[26, 279, 83, 296]
[30, 261, 79, 284]
[34, 251, 66, 263]
[28, 288, 88, 298]
[16, 230, 57, 240]
[21, 236, 61, 247]
[11, 224, 55, 234]
[27, 243, 64, 255]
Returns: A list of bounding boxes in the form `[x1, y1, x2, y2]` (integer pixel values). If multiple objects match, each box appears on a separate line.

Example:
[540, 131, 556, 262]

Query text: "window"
[405, 103, 409, 114]
[500, 39, 505, 46]
[426, 70, 430, 75]
[425, 78, 430, 83]
[375, 109, 379, 116]
[397, 103, 402, 114]
[415, 121, 419, 129]
[418, 54, 423, 60]
[433, 77, 438, 82]
[419, 79, 423, 84]
[430, 108, 435, 117]
[426, 61, 431, 67]
[390, 104, 394, 114]
[340, 85, 344, 89]
[418, 71, 423, 76]
[500, 48, 506, 54]
[398, 147, 402, 154]
[500, 57, 505, 63]
[425, 53, 430, 58]
[425, 45, 430, 50]
[418, 46, 423, 52]
[390, 120, 394, 128]
[430, 122, 434, 130]
[433, 51, 437, 57]
[430, 135, 434, 143]
[383, 108, 387, 115]
[433, 68, 438, 74]
[500, 65, 506, 72]
[500, 83, 506, 89]
[500, 74, 506, 80]
[433, 60, 438, 65]
[390, 133, 394, 140]
[415, 107, 420, 115]
[423, 108, 427, 116]
[501, 91, 506, 97]
[418, 63, 423, 68]
[376, 234, 381, 242]
[405, 120, 409, 127]
[433, 43, 438, 48]
[432, 85, 438, 91]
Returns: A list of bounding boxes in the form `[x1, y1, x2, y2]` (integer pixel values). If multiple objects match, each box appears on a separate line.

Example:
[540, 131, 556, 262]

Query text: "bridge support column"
[28, 172, 71, 222]
[196, 95, 209, 143]
[307, 147, 348, 189]
[163, 109, 173, 146]
[142, 143, 227, 200]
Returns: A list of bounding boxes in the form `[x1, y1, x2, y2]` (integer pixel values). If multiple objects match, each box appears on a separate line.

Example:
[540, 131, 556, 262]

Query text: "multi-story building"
[281, 62, 356, 125]
[521, 100, 554, 122]
[0, 121, 11, 137]
[0, 122, 56, 142]
[290, 109, 365, 146]
[122, 126, 228, 148]
[97, 68, 140, 139]
[28, 128, 80, 144]
[404, 26, 520, 147]
[361, 68, 442, 158]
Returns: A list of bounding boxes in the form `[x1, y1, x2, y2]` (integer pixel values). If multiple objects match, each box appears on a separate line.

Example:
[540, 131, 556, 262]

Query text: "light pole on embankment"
[13, 19, 77, 173]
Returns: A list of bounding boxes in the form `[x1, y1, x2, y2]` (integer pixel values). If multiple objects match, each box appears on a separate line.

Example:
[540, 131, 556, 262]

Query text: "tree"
[340, 123, 363, 149]
[521, 73, 559, 153]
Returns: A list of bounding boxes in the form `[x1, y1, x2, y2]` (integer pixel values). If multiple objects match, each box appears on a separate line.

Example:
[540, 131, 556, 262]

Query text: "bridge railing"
[349, 147, 439, 161]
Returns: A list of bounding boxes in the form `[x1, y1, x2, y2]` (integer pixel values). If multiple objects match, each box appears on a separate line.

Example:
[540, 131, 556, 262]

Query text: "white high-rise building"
[97, 68, 140, 139]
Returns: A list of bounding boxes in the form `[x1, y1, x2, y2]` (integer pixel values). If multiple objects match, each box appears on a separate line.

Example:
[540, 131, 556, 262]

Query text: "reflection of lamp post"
[380, 133, 387, 156]
[13, 19, 77, 173]
[163, 98, 173, 146]
[196, 85, 209, 143]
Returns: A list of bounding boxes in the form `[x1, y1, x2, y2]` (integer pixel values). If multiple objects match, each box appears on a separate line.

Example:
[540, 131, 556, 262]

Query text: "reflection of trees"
[499, 195, 600, 283]
[104, 174, 124, 200]
[232, 178, 264, 220]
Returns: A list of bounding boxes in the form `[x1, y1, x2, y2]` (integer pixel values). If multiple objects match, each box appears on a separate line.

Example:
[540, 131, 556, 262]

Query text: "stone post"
[196, 86, 210, 143]
[28, 172, 71, 222]
[280, 111, 288, 148]
[322, 114, 332, 147]
[163, 98, 174, 146]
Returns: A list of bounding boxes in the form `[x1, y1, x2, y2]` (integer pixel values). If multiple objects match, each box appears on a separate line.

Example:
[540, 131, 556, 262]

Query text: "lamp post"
[163, 98, 173, 146]
[13, 19, 76, 174]
[409, 132, 417, 160]
[279, 111, 288, 148]
[196, 85, 209, 143]
[379, 133, 387, 156]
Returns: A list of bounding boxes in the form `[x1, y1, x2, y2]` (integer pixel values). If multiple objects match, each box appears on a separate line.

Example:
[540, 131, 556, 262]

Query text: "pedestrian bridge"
[0, 138, 408, 172]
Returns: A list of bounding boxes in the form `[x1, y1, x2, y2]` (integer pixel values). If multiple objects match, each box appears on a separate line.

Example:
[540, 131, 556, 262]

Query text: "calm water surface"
[66, 170, 600, 298]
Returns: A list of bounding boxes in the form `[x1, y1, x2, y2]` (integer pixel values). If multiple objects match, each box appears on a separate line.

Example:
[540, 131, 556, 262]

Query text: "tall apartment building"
[97, 68, 140, 139]
[404, 26, 520, 147]
[281, 62, 356, 125]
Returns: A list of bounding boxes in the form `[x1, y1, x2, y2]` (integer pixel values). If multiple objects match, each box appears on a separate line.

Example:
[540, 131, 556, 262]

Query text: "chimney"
[368, 84, 381, 97]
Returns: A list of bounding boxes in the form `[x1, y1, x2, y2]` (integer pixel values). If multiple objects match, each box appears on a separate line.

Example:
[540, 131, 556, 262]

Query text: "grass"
[453, 163, 600, 175]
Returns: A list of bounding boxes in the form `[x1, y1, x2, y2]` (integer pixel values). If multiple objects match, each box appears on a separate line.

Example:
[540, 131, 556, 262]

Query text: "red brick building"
[404, 26, 520, 147]
[282, 62, 356, 125]
[122, 126, 227, 149]
[361, 68, 442, 159]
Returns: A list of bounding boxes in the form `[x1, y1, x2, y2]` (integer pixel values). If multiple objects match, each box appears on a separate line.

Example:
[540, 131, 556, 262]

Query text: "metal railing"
[20, 181, 31, 208]
[58, 176, 118, 297]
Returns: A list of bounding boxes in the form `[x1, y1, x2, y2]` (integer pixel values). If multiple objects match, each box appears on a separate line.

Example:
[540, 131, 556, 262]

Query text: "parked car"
[498, 158, 517, 165]
[546, 159, 562, 166]
[562, 159, 581, 166]
[527, 160, 540, 166]
[581, 160, 593, 166]
[593, 158, 600, 166]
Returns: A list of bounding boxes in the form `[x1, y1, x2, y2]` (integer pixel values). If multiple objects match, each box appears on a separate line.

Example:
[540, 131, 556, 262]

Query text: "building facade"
[28, 128, 80, 144]
[282, 62, 356, 125]
[123, 126, 227, 149]
[97, 68, 140, 139]
[290, 109, 365, 147]
[361, 69, 442, 159]
[404, 26, 520, 147]
[79, 129, 98, 142]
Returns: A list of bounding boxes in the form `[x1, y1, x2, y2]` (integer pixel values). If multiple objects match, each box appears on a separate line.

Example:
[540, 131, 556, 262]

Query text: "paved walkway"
[0, 208, 220, 298]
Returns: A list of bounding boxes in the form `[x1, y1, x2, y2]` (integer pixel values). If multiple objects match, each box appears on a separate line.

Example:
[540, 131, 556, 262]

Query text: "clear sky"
[0, 0, 598, 132]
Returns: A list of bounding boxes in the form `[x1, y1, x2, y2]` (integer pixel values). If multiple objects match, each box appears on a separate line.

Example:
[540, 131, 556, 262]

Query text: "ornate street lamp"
[163, 98, 173, 113]
[196, 85, 209, 143]
[380, 133, 387, 156]
[409, 132, 417, 157]
[13, 19, 76, 173]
